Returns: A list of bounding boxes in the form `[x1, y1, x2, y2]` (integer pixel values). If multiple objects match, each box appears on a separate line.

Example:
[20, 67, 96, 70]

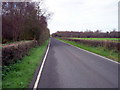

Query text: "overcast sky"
[44, 0, 119, 34]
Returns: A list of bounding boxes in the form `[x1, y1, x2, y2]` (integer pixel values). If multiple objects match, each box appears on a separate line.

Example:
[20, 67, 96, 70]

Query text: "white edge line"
[33, 39, 51, 90]
[57, 39, 119, 64]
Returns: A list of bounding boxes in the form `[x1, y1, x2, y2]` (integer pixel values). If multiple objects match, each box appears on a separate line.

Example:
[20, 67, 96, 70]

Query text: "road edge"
[56, 38, 119, 64]
[33, 39, 51, 89]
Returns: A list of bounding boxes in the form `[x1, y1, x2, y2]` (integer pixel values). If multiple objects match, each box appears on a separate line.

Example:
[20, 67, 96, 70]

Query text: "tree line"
[2, 1, 50, 45]
[52, 30, 120, 38]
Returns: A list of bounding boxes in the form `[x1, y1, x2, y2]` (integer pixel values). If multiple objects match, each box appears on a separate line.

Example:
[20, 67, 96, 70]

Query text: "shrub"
[2, 40, 38, 66]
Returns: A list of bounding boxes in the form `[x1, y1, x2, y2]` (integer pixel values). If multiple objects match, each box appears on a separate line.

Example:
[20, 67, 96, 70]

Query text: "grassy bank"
[57, 38, 119, 62]
[2, 39, 49, 88]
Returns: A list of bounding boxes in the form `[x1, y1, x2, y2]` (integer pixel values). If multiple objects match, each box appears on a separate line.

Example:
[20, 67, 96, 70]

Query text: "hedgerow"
[2, 40, 38, 66]
[63, 39, 120, 52]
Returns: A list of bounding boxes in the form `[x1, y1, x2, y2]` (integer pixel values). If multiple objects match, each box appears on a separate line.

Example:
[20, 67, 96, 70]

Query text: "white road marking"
[33, 39, 51, 90]
[58, 39, 119, 64]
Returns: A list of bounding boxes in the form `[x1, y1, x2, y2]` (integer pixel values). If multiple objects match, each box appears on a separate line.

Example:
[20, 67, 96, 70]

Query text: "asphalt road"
[37, 38, 119, 88]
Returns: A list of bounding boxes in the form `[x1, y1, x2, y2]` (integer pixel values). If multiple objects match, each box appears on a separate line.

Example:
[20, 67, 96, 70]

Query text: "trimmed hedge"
[63, 39, 120, 52]
[2, 40, 38, 66]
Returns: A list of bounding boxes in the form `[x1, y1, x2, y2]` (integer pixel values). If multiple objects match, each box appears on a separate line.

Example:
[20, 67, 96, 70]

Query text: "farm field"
[70, 38, 120, 41]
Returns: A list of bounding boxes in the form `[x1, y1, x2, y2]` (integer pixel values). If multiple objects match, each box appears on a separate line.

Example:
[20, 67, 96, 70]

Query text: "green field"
[2, 40, 49, 88]
[70, 38, 120, 41]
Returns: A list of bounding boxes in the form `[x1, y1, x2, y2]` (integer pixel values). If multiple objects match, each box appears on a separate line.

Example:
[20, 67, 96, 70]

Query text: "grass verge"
[2, 39, 49, 88]
[57, 38, 119, 62]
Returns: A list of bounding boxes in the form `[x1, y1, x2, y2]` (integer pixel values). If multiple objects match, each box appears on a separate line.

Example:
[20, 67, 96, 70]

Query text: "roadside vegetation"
[2, 1, 51, 88]
[2, 40, 49, 88]
[57, 38, 119, 62]
[2, 1, 51, 66]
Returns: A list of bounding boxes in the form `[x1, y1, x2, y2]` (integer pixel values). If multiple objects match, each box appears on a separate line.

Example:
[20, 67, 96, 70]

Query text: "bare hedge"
[2, 40, 38, 66]
[63, 39, 120, 52]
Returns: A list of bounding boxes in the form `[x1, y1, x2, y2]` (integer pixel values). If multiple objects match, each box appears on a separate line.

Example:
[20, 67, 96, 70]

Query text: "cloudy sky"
[44, 0, 119, 34]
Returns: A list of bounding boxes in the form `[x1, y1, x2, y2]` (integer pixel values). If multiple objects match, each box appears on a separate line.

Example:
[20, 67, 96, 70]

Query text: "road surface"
[37, 38, 119, 88]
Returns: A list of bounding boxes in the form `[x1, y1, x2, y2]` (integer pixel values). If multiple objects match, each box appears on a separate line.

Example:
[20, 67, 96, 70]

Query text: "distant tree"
[52, 30, 120, 38]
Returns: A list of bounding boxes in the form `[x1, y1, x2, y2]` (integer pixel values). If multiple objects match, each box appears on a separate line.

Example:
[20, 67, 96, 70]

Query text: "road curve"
[37, 38, 119, 88]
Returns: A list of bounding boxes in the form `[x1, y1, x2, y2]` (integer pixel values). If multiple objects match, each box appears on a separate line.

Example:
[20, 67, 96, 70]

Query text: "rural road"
[37, 38, 119, 88]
